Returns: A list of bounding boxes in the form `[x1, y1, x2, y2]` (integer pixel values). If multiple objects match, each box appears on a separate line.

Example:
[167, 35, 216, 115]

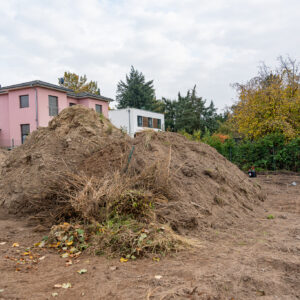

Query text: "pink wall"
[8, 88, 37, 147]
[0, 85, 110, 147]
[77, 98, 109, 117]
[67, 97, 79, 106]
[0, 93, 10, 147]
[37, 87, 69, 127]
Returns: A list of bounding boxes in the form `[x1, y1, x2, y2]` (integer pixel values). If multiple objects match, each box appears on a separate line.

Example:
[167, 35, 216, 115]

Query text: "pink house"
[0, 80, 112, 148]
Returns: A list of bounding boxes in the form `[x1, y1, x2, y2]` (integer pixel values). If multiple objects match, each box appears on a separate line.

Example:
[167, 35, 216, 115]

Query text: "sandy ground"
[0, 174, 299, 300]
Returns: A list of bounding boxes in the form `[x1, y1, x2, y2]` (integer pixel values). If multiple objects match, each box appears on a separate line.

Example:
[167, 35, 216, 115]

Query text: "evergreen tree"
[116, 66, 156, 110]
[162, 97, 177, 131]
[162, 86, 219, 135]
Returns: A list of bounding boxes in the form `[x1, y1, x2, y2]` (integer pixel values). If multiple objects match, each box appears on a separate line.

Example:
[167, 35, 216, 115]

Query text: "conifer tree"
[116, 66, 155, 110]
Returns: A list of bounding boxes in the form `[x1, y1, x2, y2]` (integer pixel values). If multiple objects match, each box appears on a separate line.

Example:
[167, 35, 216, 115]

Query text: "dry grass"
[31, 157, 189, 258]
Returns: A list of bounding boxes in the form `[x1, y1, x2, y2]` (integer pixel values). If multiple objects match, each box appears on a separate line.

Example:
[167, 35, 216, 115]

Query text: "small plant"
[99, 113, 104, 122]
[93, 216, 186, 258]
[106, 124, 113, 135]
[214, 195, 225, 206]
[38, 223, 89, 254]
[267, 214, 274, 219]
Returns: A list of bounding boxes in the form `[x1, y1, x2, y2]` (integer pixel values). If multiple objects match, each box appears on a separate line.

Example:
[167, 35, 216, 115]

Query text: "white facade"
[109, 108, 165, 137]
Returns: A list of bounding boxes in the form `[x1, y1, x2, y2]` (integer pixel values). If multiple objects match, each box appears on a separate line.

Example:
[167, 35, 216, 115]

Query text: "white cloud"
[0, 0, 299, 109]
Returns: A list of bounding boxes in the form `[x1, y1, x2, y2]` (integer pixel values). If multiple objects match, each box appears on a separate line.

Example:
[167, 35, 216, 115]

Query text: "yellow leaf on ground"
[120, 257, 128, 263]
[12, 243, 19, 247]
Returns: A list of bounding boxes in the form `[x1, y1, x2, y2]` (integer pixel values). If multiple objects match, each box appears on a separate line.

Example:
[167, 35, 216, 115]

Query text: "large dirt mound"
[0, 105, 130, 209]
[0, 149, 8, 173]
[131, 132, 264, 234]
[83, 130, 264, 235]
[0, 106, 264, 244]
[0, 149, 8, 163]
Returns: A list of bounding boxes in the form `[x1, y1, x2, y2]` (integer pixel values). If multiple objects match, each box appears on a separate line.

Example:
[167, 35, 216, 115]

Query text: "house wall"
[0, 93, 10, 147]
[78, 98, 109, 118]
[0, 85, 110, 147]
[8, 88, 37, 146]
[37, 87, 69, 127]
[131, 109, 165, 136]
[109, 108, 165, 137]
[67, 97, 79, 106]
[109, 109, 130, 134]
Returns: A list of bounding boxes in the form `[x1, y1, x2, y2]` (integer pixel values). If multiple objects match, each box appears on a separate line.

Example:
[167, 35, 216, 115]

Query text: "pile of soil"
[0, 149, 8, 174]
[0, 105, 264, 238]
[0, 105, 130, 210]
[0, 148, 8, 163]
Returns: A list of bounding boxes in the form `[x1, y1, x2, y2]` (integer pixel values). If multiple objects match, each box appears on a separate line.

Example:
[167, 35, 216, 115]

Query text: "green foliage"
[201, 133, 300, 172]
[163, 86, 220, 135]
[59, 71, 100, 95]
[116, 66, 156, 110]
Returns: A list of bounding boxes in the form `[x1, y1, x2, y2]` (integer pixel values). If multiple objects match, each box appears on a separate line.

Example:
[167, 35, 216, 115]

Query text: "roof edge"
[0, 80, 113, 102]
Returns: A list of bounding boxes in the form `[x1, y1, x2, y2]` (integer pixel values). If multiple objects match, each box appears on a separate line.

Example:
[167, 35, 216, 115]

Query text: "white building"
[108, 108, 165, 137]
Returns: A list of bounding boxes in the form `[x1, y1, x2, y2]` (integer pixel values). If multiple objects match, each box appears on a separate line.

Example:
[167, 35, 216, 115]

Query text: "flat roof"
[0, 80, 113, 102]
[109, 107, 164, 115]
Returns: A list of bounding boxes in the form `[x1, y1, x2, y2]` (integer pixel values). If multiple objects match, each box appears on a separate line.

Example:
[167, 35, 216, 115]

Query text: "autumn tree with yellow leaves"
[231, 56, 300, 140]
[58, 72, 100, 95]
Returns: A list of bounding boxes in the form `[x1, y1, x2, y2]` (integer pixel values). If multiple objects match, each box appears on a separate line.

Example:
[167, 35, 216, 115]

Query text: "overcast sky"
[0, 0, 299, 110]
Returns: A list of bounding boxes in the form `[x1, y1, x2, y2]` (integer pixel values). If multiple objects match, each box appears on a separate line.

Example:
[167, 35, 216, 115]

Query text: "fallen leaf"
[155, 275, 162, 279]
[62, 283, 72, 289]
[23, 252, 30, 256]
[61, 253, 69, 258]
[39, 256, 46, 261]
[0, 242, 6, 245]
[38, 241, 45, 248]
[109, 266, 117, 271]
[120, 257, 128, 263]
[52, 292, 58, 297]
[69, 247, 78, 253]
[65, 260, 72, 266]
[152, 257, 160, 262]
[15, 268, 21, 272]
[77, 269, 87, 274]
[72, 251, 81, 258]
[66, 241, 73, 246]
[12, 243, 19, 247]
[257, 290, 265, 296]
[0, 289, 4, 293]
[54, 284, 62, 288]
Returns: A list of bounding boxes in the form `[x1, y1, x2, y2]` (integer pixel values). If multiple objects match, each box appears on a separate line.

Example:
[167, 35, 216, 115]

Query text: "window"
[19, 95, 29, 108]
[95, 104, 102, 114]
[21, 124, 30, 144]
[148, 117, 153, 128]
[157, 119, 161, 129]
[137, 116, 143, 127]
[49, 96, 58, 116]
[69, 102, 76, 106]
[143, 117, 148, 127]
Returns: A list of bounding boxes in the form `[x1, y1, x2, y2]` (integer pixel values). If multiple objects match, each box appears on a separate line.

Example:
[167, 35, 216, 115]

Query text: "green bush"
[200, 132, 299, 172]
